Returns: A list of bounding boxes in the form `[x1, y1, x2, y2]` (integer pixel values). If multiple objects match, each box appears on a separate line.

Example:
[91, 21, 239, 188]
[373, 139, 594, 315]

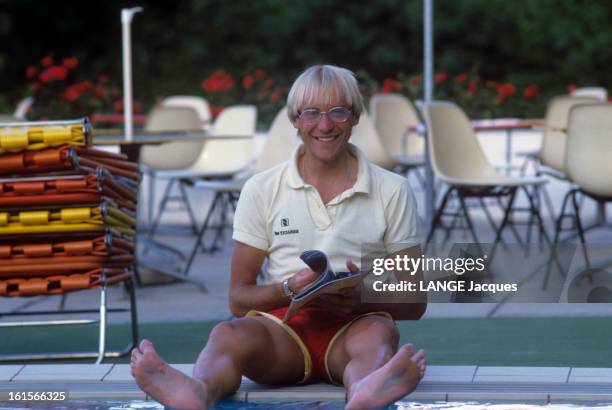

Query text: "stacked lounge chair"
[0, 118, 139, 363]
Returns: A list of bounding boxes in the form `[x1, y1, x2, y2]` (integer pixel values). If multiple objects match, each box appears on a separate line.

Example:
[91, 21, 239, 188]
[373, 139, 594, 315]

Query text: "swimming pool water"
[1, 400, 612, 410]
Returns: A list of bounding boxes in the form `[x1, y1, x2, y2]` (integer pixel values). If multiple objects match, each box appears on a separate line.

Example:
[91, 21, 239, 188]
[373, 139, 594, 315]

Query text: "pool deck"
[2, 364, 612, 404]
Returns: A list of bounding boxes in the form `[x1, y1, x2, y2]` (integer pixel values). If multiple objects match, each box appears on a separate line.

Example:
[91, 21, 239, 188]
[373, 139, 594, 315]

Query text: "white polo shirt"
[232, 144, 421, 284]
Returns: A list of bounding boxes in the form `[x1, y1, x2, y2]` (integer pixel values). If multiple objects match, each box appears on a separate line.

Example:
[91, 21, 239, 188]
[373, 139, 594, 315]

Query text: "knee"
[207, 319, 265, 353]
[208, 321, 243, 350]
[350, 316, 399, 347]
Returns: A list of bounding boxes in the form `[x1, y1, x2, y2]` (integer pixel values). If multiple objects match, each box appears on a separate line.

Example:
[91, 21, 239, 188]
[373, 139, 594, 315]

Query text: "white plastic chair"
[349, 111, 400, 170]
[555, 103, 612, 245]
[369, 93, 425, 177]
[570, 87, 608, 102]
[161, 96, 212, 129]
[424, 101, 548, 245]
[140, 106, 205, 232]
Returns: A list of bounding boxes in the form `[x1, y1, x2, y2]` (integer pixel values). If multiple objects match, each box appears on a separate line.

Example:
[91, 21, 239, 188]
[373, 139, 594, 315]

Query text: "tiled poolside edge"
[1, 364, 612, 403]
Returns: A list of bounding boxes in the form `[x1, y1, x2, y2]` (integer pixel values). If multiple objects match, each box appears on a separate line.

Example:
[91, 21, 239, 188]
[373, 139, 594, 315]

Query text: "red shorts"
[247, 306, 392, 384]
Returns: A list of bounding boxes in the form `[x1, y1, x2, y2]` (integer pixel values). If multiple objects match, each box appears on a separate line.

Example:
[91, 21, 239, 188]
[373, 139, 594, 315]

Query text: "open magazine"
[283, 250, 361, 321]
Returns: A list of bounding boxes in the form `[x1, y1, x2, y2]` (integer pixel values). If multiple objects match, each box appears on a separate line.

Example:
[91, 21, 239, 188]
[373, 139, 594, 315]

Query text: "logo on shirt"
[275, 217, 299, 236]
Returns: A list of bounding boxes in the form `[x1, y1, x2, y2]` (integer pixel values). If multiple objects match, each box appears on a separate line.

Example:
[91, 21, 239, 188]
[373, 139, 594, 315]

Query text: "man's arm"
[229, 241, 321, 317]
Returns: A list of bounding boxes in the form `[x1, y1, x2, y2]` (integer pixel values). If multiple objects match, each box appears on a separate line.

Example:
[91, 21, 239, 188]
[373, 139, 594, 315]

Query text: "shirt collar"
[287, 143, 371, 194]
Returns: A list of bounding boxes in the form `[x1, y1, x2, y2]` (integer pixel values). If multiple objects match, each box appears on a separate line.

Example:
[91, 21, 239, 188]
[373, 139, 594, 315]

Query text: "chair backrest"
[369, 93, 424, 157]
[254, 106, 301, 173]
[349, 111, 395, 169]
[187, 105, 258, 176]
[540, 95, 599, 172]
[140, 106, 205, 170]
[161, 96, 212, 128]
[570, 87, 608, 102]
[424, 101, 500, 182]
[565, 103, 612, 197]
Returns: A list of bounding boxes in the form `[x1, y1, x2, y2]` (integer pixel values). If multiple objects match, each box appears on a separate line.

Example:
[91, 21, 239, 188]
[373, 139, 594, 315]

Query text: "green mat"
[2, 317, 611, 366]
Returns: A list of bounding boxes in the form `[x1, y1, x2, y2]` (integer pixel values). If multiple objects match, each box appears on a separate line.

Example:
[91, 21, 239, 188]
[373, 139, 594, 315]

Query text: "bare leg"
[131, 316, 304, 410]
[326, 315, 426, 410]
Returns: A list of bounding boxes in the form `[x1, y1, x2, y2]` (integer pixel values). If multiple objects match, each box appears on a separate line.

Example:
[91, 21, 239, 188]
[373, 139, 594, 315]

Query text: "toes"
[139, 339, 155, 353]
[412, 348, 426, 363]
[399, 344, 414, 356]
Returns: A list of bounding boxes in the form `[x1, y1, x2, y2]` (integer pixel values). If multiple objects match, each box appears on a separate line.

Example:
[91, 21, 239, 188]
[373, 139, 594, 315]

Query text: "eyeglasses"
[298, 106, 353, 124]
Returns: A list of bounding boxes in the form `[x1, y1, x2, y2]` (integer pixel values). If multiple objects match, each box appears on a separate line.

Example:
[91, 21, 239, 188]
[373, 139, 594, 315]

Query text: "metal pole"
[121, 7, 143, 142]
[423, 0, 435, 229]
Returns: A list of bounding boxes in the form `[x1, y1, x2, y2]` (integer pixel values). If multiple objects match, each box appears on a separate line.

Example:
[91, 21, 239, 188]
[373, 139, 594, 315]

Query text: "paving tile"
[549, 393, 612, 402]
[173, 364, 194, 376]
[14, 364, 113, 382]
[402, 391, 447, 401]
[0, 365, 24, 381]
[569, 368, 612, 383]
[447, 391, 548, 403]
[474, 366, 570, 383]
[246, 390, 345, 401]
[423, 366, 477, 383]
[103, 365, 133, 382]
[570, 368, 612, 376]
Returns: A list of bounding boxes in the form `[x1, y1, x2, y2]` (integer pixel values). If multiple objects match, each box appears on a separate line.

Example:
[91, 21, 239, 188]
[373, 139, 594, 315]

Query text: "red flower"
[566, 84, 577, 93]
[133, 101, 143, 113]
[31, 83, 42, 92]
[40, 55, 53, 67]
[435, 72, 448, 83]
[63, 57, 79, 70]
[382, 78, 402, 93]
[270, 91, 280, 103]
[255, 70, 265, 79]
[410, 75, 422, 87]
[211, 105, 224, 117]
[523, 85, 539, 101]
[98, 74, 110, 84]
[25, 66, 37, 79]
[38, 65, 68, 83]
[113, 100, 124, 113]
[467, 81, 479, 94]
[242, 75, 254, 89]
[94, 85, 106, 98]
[455, 72, 468, 83]
[202, 71, 234, 92]
[264, 78, 274, 88]
[496, 83, 516, 102]
[64, 84, 82, 102]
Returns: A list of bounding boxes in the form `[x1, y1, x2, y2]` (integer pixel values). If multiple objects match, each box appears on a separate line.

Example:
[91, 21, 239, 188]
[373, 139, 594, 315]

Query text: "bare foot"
[345, 344, 426, 410]
[131, 339, 209, 410]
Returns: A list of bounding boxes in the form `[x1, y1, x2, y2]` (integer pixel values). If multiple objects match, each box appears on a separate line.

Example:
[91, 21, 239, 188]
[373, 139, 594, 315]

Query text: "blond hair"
[286, 65, 364, 121]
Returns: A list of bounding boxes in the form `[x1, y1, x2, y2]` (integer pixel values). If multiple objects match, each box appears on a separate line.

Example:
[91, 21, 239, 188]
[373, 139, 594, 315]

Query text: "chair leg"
[183, 192, 223, 274]
[521, 186, 550, 244]
[178, 180, 199, 235]
[457, 192, 480, 244]
[542, 189, 574, 289]
[148, 178, 176, 239]
[426, 186, 454, 244]
[571, 189, 591, 267]
[492, 188, 517, 247]
[95, 283, 108, 365]
[148, 171, 155, 229]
